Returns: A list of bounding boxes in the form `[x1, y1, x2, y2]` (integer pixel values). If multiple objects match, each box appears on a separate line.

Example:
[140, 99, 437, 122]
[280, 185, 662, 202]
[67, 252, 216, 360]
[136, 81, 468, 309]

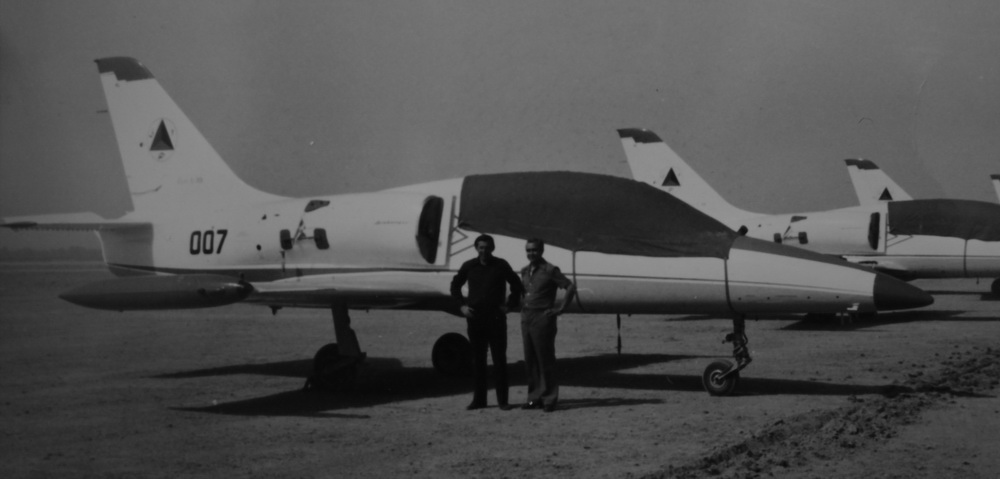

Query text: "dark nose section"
[873, 274, 934, 311]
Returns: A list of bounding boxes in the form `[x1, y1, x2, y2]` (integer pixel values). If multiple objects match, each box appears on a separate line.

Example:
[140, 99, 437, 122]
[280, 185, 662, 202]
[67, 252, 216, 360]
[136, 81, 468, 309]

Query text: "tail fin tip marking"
[95, 57, 154, 82]
[617, 128, 663, 144]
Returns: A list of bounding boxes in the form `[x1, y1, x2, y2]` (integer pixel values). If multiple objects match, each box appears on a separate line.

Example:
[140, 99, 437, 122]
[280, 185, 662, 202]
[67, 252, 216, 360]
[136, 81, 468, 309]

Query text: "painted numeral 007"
[189, 229, 228, 255]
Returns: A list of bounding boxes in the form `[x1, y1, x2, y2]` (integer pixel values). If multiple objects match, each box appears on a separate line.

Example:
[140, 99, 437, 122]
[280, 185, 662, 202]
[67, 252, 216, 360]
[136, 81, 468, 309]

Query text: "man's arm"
[505, 263, 524, 311]
[450, 262, 469, 306]
[551, 267, 576, 315]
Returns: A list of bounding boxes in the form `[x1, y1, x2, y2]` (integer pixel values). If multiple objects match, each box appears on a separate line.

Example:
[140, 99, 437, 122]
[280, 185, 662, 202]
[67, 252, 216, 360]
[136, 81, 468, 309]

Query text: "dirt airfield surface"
[1, 263, 999, 478]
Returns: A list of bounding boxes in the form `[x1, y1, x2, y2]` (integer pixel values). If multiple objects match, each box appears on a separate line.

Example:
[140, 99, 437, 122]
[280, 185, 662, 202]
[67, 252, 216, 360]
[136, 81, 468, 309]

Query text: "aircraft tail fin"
[617, 128, 754, 224]
[95, 57, 283, 215]
[991, 174, 1000, 203]
[844, 159, 912, 205]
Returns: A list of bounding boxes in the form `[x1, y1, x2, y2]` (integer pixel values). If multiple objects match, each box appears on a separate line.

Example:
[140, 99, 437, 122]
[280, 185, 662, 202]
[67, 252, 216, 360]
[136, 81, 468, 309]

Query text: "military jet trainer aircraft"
[0, 58, 933, 396]
[619, 128, 1000, 296]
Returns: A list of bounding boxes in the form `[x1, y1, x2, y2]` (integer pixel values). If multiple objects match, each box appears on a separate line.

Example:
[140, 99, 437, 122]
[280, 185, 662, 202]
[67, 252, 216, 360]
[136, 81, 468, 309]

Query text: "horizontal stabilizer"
[1, 212, 149, 231]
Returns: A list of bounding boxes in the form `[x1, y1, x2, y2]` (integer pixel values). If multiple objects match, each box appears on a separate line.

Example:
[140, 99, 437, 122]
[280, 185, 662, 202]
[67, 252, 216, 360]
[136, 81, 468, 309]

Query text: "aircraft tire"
[991, 278, 1000, 297]
[314, 343, 341, 374]
[432, 333, 473, 377]
[702, 360, 739, 396]
[309, 343, 357, 391]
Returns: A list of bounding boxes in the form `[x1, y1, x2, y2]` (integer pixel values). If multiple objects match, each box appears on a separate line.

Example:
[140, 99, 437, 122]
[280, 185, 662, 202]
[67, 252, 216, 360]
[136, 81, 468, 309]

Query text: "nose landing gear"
[702, 315, 753, 396]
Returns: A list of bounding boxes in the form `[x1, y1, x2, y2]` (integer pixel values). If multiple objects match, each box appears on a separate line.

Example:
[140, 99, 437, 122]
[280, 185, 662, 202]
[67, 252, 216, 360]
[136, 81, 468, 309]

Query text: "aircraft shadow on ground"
[169, 353, 693, 417]
[166, 352, 909, 417]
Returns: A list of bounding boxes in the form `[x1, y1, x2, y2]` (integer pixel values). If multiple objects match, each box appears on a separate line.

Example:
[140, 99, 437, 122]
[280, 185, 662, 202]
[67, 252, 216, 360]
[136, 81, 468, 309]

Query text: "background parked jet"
[0, 58, 933, 396]
[619, 128, 1000, 296]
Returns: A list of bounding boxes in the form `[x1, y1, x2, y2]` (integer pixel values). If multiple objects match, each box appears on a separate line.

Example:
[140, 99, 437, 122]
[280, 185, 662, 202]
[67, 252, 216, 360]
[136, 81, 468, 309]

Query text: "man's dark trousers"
[467, 309, 508, 406]
[521, 308, 558, 406]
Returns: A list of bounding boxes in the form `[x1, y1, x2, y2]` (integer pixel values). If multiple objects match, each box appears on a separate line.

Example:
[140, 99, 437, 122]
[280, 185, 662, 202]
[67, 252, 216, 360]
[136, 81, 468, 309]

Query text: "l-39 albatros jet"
[1, 58, 932, 396]
[619, 128, 1000, 296]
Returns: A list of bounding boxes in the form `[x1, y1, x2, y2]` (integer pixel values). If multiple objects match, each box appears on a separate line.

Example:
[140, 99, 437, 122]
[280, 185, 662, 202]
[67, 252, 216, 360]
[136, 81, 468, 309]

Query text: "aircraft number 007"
[189, 229, 228, 255]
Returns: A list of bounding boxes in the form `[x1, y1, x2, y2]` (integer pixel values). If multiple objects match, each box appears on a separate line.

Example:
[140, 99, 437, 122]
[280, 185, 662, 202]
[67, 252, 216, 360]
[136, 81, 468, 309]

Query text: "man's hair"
[526, 238, 545, 250]
[474, 234, 496, 253]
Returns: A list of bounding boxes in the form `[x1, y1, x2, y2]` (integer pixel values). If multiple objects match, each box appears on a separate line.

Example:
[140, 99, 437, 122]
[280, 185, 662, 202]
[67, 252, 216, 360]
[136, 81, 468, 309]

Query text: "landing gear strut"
[702, 315, 752, 396]
[304, 303, 366, 391]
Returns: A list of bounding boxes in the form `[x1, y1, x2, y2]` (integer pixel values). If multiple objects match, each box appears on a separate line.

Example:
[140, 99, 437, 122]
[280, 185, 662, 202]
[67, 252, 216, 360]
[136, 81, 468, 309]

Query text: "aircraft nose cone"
[873, 274, 934, 311]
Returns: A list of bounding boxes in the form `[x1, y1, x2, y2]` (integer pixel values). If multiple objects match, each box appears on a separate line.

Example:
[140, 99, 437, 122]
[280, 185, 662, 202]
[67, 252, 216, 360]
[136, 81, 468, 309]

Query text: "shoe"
[521, 401, 542, 410]
[543, 403, 557, 413]
[466, 402, 486, 410]
[498, 404, 513, 411]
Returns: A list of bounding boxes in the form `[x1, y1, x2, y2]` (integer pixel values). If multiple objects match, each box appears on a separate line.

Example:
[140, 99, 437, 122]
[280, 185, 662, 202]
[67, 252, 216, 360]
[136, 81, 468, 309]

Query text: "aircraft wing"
[1, 212, 149, 231]
[844, 159, 913, 205]
[249, 272, 457, 311]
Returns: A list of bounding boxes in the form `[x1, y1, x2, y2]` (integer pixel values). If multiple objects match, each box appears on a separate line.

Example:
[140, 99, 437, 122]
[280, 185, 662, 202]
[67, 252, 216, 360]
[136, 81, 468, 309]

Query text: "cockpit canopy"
[889, 200, 1000, 241]
[459, 171, 738, 259]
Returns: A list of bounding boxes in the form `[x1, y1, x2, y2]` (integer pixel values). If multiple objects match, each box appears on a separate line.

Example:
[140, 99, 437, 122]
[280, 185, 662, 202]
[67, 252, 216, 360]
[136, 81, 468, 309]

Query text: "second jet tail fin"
[617, 128, 755, 226]
[844, 159, 912, 205]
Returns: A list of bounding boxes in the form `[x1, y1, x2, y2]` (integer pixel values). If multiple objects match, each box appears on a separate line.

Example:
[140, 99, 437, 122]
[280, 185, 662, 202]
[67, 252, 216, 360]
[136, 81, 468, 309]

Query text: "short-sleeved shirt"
[520, 259, 572, 310]
[450, 256, 523, 311]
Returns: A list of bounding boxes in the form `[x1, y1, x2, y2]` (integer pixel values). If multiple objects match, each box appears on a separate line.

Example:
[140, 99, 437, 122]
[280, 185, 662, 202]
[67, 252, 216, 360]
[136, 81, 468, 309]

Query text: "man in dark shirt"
[519, 238, 576, 413]
[450, 234, 523, 410]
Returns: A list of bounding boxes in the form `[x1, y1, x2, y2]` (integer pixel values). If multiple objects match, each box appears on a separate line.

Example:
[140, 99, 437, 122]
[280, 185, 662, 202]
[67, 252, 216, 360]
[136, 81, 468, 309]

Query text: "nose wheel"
[703, 360, 739, 396]
[702, 315, 752, 396]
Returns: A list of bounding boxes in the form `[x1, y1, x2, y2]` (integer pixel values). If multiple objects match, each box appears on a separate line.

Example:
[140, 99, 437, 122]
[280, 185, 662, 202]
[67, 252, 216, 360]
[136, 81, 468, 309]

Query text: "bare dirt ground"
[1, 263, 998, 478]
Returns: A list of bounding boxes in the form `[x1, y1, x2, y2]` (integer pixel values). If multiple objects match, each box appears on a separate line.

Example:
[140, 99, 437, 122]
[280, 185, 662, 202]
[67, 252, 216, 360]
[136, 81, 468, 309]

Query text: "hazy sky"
[2, 1, 999, 249]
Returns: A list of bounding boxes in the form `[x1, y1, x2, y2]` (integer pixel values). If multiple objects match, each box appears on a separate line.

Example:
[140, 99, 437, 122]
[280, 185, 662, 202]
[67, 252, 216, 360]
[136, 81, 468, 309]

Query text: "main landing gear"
[305, 303, 366, 391]
[304, 304, 473, 391]
[702, 315, 753, 396]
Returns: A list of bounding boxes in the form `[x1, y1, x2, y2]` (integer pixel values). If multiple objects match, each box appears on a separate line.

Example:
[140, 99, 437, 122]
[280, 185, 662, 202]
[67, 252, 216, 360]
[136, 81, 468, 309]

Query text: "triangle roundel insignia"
[150, 120, 174, 151]
[147, 119, 176, 162]
[879, 188, 893, 201]
[662, 168, 680, 187]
